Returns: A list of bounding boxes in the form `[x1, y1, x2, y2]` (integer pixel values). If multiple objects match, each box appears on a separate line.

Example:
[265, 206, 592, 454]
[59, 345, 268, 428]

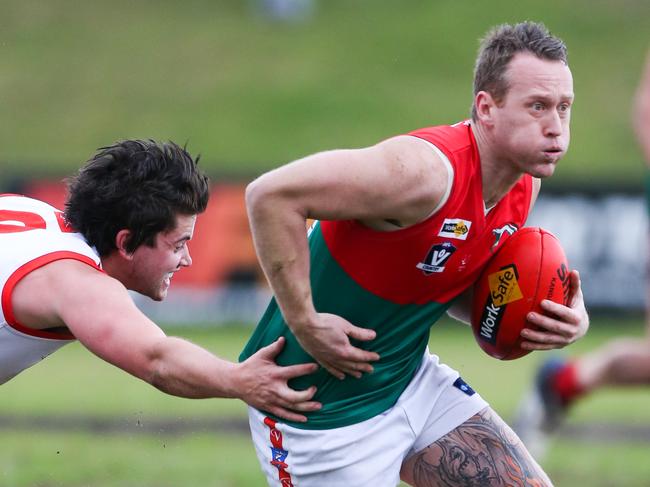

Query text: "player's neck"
[100, 252, 133, 289]
[472, 122, 523, 208]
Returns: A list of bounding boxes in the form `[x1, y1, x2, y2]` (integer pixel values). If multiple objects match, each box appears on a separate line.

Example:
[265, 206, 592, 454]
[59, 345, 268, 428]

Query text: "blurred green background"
[2, 1, 650, 486]
[1, 0, 649, 186]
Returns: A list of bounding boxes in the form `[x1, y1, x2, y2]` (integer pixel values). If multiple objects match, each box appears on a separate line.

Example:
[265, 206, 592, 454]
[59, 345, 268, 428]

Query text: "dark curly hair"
[65, 139, 210, 257]
[471, 21, 568, 121]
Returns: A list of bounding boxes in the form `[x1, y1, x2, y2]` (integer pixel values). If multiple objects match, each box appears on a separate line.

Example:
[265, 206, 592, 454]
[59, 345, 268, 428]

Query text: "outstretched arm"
[12, 260, 321, 422]
[246, 135, 450, 379]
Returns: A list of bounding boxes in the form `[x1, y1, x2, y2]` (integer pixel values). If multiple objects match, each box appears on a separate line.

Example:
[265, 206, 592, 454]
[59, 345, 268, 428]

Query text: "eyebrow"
[172, 235, 192, 245]
[525, 92, 574, 102]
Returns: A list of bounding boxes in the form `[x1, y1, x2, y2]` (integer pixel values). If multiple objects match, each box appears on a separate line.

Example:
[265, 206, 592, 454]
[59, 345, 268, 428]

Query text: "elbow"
[140, 340, 172, 393]
[246, 174, 299, 222]
[245, 176, 273, 221]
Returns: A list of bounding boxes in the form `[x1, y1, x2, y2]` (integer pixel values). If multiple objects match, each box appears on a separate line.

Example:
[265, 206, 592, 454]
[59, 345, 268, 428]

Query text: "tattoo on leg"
[410, 409, 550, 487]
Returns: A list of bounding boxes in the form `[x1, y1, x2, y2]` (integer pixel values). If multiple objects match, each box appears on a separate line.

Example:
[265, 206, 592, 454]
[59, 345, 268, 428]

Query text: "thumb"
[258, 336, 286, 359]
[347, 325, 376, 342]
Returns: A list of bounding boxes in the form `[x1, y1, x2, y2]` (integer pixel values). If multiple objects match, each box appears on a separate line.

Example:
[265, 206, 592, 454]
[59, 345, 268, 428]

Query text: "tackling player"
[0, 139, 321, 423]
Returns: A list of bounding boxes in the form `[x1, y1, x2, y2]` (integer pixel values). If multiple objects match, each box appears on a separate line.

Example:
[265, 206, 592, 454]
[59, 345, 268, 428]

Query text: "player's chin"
[529, 161, 558, 179]
[157, 284, 171, 301]
[148, 282, 169, 302]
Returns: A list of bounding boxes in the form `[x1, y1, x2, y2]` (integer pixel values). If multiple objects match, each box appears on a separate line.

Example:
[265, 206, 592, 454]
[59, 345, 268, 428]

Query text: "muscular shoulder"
[359, 135, 452, 229]
[11, 259, 116, 331]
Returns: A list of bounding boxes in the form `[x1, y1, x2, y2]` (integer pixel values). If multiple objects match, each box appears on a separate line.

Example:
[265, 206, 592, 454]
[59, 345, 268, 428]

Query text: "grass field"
[2, 317, 650, 486]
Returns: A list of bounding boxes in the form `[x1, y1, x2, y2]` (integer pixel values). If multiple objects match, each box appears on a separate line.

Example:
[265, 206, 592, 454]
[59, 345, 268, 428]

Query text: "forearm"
[146, 336, 242, 399]
[246, 179, 317, 330]
[446, 289, 473, 325]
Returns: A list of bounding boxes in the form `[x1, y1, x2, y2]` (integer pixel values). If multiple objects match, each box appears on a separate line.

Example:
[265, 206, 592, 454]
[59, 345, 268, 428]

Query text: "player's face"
[128, 214, 197, 301]
[491, 52, 574, 178]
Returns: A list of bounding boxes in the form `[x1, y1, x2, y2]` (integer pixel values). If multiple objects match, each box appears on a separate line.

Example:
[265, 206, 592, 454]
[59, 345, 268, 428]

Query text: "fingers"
[266, 406, 312, 423]
[523, 310, 576, 342]
[277, 385, 320, 406]
[321, 343, 380, 379]
[521, 289, 589, 350]
[335, 357, 375, 374]
[280, 362, 319, 380]
[343, 326, 381, 362]
[323, 364, 347, 381]
[537, 299, 576, 323]
[519, 328, 570, 349]
[519, 339, 562, 351]
[347, 324, 377, 342]
[342, 346, 380, 364]
[322, 360, 373, 380]
[248, 383, 322, 424]
[319, 359, 368, 380]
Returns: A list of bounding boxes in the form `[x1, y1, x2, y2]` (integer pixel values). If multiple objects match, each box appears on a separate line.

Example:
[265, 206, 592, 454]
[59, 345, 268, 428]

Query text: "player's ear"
[114, 229, 135, 260]
[474, 91, 497, 126]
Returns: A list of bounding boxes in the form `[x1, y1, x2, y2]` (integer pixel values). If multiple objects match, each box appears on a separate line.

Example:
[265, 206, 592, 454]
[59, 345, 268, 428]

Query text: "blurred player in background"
[0, 139, 321, 423]
[240, 22, 589, 486]
[515, 48, 650, 456]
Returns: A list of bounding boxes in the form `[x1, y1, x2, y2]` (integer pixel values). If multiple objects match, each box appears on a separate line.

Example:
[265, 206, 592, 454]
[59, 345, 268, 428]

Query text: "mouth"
[542, 148, 564, 161]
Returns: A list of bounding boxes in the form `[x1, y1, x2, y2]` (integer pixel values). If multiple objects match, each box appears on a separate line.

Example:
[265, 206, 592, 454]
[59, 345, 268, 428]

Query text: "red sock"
[551, 361, 586, 406]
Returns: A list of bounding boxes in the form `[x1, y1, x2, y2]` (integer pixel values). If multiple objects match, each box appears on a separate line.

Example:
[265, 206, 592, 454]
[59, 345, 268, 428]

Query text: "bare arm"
[446, 288, 473, 325]
[246, 135, 450, 378]
[12, 260, 320, 422]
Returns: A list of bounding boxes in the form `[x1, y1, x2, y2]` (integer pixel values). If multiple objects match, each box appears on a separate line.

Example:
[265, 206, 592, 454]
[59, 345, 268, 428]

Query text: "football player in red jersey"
[241, 22, 589, 487]
[0, 139, 321, 423]
[515, 48, 650, 459]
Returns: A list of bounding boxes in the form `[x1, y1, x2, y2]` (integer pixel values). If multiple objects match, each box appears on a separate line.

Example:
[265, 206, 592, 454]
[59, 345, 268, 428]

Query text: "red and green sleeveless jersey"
[240, 121, 532, 429]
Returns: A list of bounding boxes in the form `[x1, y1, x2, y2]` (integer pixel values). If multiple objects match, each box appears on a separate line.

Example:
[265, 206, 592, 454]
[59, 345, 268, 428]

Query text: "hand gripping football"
[471, 227, 570, 360]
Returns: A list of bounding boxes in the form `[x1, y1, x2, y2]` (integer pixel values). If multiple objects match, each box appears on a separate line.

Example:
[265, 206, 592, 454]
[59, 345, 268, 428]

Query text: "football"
[470, 227, 570, 360]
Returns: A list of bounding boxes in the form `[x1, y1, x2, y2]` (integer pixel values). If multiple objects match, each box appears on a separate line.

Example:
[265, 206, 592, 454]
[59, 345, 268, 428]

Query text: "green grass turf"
[2, 317, 650, 485]
[2, 318, 649, 421]
[0, 431, 266, 487]
[1, 0, 649, 186]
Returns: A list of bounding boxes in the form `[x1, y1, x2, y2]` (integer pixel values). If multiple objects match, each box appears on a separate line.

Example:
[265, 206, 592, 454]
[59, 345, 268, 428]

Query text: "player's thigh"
[400, 407, 552, 487]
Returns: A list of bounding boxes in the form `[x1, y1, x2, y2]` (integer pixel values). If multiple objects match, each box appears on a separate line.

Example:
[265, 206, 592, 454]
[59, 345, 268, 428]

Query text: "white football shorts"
[248, 349, 488, 487]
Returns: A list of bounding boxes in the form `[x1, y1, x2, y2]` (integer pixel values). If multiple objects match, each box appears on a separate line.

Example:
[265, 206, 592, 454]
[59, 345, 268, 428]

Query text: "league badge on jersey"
[417, 242, 456, 275]
[438, 218, 472, 240]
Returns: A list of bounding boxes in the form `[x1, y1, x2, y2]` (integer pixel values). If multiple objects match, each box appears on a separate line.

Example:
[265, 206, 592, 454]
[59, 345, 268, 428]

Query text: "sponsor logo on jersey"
[478, 264, 521, 344]
[438, 218, 472, 240]
[491, 223, 518, 250]
[416, 242, 456, 275]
